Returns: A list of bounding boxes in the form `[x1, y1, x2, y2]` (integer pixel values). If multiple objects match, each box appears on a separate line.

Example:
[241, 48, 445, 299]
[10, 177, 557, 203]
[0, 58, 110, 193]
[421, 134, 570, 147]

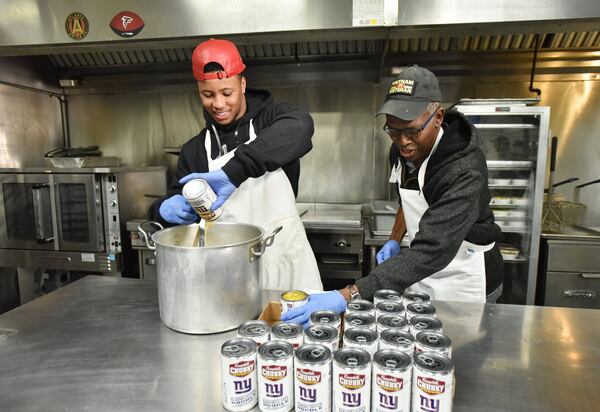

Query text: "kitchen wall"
[66, 77, 599, 225]
[0, 57, 63, 168]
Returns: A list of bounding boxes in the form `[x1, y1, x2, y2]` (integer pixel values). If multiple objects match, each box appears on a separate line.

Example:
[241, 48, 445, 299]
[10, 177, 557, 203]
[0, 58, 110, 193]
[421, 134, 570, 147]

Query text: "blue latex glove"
[376, 239, 401, 264]
[179, 169, 236, 211]
[159, 194, 197, 225]
[280, 291, 347, 328]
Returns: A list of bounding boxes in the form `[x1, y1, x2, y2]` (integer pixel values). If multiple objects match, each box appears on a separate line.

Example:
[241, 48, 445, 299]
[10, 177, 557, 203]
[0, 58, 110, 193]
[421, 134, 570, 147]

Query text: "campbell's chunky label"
[230, 360, 255, 377]
[376, 373, 404, 392]
[297, 368, 321, 385]
[339, 373, 366, 390]
[262, 365, 287, 381]
[417, 376, 445, 395]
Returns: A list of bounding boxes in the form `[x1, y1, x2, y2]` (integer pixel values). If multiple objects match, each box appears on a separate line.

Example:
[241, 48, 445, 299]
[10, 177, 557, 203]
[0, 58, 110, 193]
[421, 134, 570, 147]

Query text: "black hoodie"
[356, 110, 504, 299]
[149, 88, 314, 225]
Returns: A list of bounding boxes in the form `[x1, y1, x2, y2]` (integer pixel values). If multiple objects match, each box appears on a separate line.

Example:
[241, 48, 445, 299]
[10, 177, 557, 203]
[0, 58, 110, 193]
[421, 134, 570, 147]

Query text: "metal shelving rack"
[456, 102, 550, 304]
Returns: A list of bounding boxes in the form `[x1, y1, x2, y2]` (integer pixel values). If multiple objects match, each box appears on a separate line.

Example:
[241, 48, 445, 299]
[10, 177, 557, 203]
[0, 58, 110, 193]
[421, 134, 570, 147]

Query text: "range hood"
[1, 0, 599, 87]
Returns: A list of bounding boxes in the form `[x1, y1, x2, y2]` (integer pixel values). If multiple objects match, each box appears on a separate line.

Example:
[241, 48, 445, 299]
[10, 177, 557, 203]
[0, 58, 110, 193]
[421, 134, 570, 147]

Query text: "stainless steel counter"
[1, 276, 599, 411]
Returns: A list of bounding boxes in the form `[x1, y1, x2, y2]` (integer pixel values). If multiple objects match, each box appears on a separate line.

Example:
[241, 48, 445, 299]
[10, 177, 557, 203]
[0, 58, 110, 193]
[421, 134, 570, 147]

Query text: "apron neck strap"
[204, 119, 256, 160]
[417, 127, 444, 192]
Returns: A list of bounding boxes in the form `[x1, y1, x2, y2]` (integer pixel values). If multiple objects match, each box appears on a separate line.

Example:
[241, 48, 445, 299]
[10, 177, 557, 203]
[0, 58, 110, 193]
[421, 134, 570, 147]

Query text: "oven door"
[52, 174, 104, 252]
[0, 174, 56, 250]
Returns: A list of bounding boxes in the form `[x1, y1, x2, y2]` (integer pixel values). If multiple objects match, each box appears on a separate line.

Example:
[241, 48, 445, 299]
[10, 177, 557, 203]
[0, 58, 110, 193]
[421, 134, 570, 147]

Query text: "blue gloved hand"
[179, 169, 236, 211]
[159, 194, 197, 225]
[376, 239, 401, 264]
[280, 291, 347, 328]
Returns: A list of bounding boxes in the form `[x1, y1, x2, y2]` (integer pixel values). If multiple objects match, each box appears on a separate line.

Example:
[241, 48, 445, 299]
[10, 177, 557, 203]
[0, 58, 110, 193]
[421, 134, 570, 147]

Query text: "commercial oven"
[0, 167, 166, 274]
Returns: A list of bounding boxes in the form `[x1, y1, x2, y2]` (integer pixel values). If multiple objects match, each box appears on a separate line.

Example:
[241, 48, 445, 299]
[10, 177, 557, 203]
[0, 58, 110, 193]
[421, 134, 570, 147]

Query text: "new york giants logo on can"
[299, 386, 317, 403]
[264, 382, 283, 398]
[234, 378, 252, 394]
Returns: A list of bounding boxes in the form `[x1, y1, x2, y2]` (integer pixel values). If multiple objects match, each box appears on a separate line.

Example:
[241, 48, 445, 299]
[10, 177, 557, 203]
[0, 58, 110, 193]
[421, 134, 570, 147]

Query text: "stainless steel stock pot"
[139, 221, 281, 334]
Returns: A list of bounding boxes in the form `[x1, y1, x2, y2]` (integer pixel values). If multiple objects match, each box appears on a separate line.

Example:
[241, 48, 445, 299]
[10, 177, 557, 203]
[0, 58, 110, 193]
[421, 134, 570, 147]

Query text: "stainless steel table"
[1, 276, 599, 411]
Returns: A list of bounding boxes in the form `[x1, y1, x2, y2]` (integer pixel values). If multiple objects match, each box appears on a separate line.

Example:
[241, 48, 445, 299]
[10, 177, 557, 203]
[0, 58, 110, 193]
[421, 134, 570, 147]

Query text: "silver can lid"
[221, 338, 257, 357]
[377, 314, 408, 329]
[238, 320, 270, 337]
[345, 313, 376, 328]
[334, 347, 371, 368]
[380, 328, 415, 347]
[407, 302, 437, 316]
[414, 351, 454, 374]
[258, 340, 294, 361]
[409, 315, 443, 331]
[346, 299, 375, 313]
[403, 291, 431, 303]
[306, 324, 338, 342]
[373, 349, 412, 372]
[416, 331, 452, 349]
[343, 327, 378, 344]
[295, 344, 332, 365]
[376, 301, 405, 314]
[310, 310, 341, 325]
[182, 178, 207, 199]
[271, 322, 303, 339]
[374, 289, 403, 302]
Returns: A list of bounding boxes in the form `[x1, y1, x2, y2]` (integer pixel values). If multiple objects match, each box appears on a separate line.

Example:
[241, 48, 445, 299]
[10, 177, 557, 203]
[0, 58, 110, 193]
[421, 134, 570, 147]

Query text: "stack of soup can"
[221, 288, 455, 411]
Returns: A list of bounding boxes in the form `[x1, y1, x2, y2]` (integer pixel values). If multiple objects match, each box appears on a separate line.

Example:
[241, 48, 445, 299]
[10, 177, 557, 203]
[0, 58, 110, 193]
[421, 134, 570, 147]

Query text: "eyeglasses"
[383, 110, 437, 140]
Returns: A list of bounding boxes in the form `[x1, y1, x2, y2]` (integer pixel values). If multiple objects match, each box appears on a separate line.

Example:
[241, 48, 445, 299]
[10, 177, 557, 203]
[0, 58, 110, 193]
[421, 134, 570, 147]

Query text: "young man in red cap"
[151, 38, 322, 291]
[282, 66, 503, 326]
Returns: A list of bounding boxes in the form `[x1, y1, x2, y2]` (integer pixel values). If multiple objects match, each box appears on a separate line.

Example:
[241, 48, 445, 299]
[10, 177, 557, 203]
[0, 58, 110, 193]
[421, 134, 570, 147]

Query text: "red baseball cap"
[192, 38, 246, 81]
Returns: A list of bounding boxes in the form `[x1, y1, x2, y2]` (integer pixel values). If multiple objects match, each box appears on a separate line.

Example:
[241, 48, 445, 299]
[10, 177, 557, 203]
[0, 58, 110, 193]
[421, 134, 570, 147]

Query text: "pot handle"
[249, 226, 283, 262]
[138, 221, 164, 251]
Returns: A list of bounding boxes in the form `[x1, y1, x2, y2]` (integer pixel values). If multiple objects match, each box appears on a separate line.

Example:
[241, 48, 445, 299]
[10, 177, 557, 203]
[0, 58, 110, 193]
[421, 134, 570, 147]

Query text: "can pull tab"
[346, 356, 358, 367]
[312, 328, 324, 338]
[272, 349, 286, 358]
[356, 336, 367, 344]
[385, 359, 398, 368]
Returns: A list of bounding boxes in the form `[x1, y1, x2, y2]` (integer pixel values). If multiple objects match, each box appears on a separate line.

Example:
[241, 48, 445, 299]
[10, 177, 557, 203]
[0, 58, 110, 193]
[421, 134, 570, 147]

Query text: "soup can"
[221, 338, 258, 411]
[372, 349, 412, 412]
[346, 299, 376, 317]
[271, 322, 304, 350]
[379, 328, 415, 356]
[295, 344, 332, 412]
[280, 290, 308, 315]
[409, 315, 443, 338]
[305, 324, 340, 354]
[402, 291, 431, 308]
[412, 351, 454, 412]
[182, 178, 222, 221]
[257, 340, 294, 412]
[344, 313, 376, 332]
[405, 303, 437, 321]
[343, 327, 379, 358]
[373, 289, 403, 306]
[375, 300, 405, 320]
[310, 310, 342, 336]
[237, 320, 270, 347]
[377, 314, 409, 334]
[415, 331, 452, 359]
[333, 347, 372, 412]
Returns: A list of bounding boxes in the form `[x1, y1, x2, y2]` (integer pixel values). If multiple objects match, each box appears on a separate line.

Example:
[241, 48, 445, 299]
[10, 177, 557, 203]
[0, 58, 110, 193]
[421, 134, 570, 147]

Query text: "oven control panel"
[102, 174, 121, 253]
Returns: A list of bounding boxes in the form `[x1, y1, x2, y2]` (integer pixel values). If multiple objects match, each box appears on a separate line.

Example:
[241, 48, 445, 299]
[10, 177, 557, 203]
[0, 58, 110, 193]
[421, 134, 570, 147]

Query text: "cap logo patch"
[389, 79, 415, 96]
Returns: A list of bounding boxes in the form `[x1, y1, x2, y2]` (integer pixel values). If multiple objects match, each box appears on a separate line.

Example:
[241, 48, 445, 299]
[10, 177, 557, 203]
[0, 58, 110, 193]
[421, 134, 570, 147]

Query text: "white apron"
[389, 129, 493, 302]
[204, 120, 323, 291]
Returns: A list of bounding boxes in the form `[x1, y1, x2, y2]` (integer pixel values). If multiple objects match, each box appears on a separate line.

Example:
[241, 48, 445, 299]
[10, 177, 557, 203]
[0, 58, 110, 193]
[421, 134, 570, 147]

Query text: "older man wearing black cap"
[150, 38, 322, 292]
[282, 66, 503, 326]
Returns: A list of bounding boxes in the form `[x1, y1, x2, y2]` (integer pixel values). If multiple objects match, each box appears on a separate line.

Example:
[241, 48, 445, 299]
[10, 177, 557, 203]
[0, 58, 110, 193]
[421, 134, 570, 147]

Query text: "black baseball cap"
[377, 66, 442, 121]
